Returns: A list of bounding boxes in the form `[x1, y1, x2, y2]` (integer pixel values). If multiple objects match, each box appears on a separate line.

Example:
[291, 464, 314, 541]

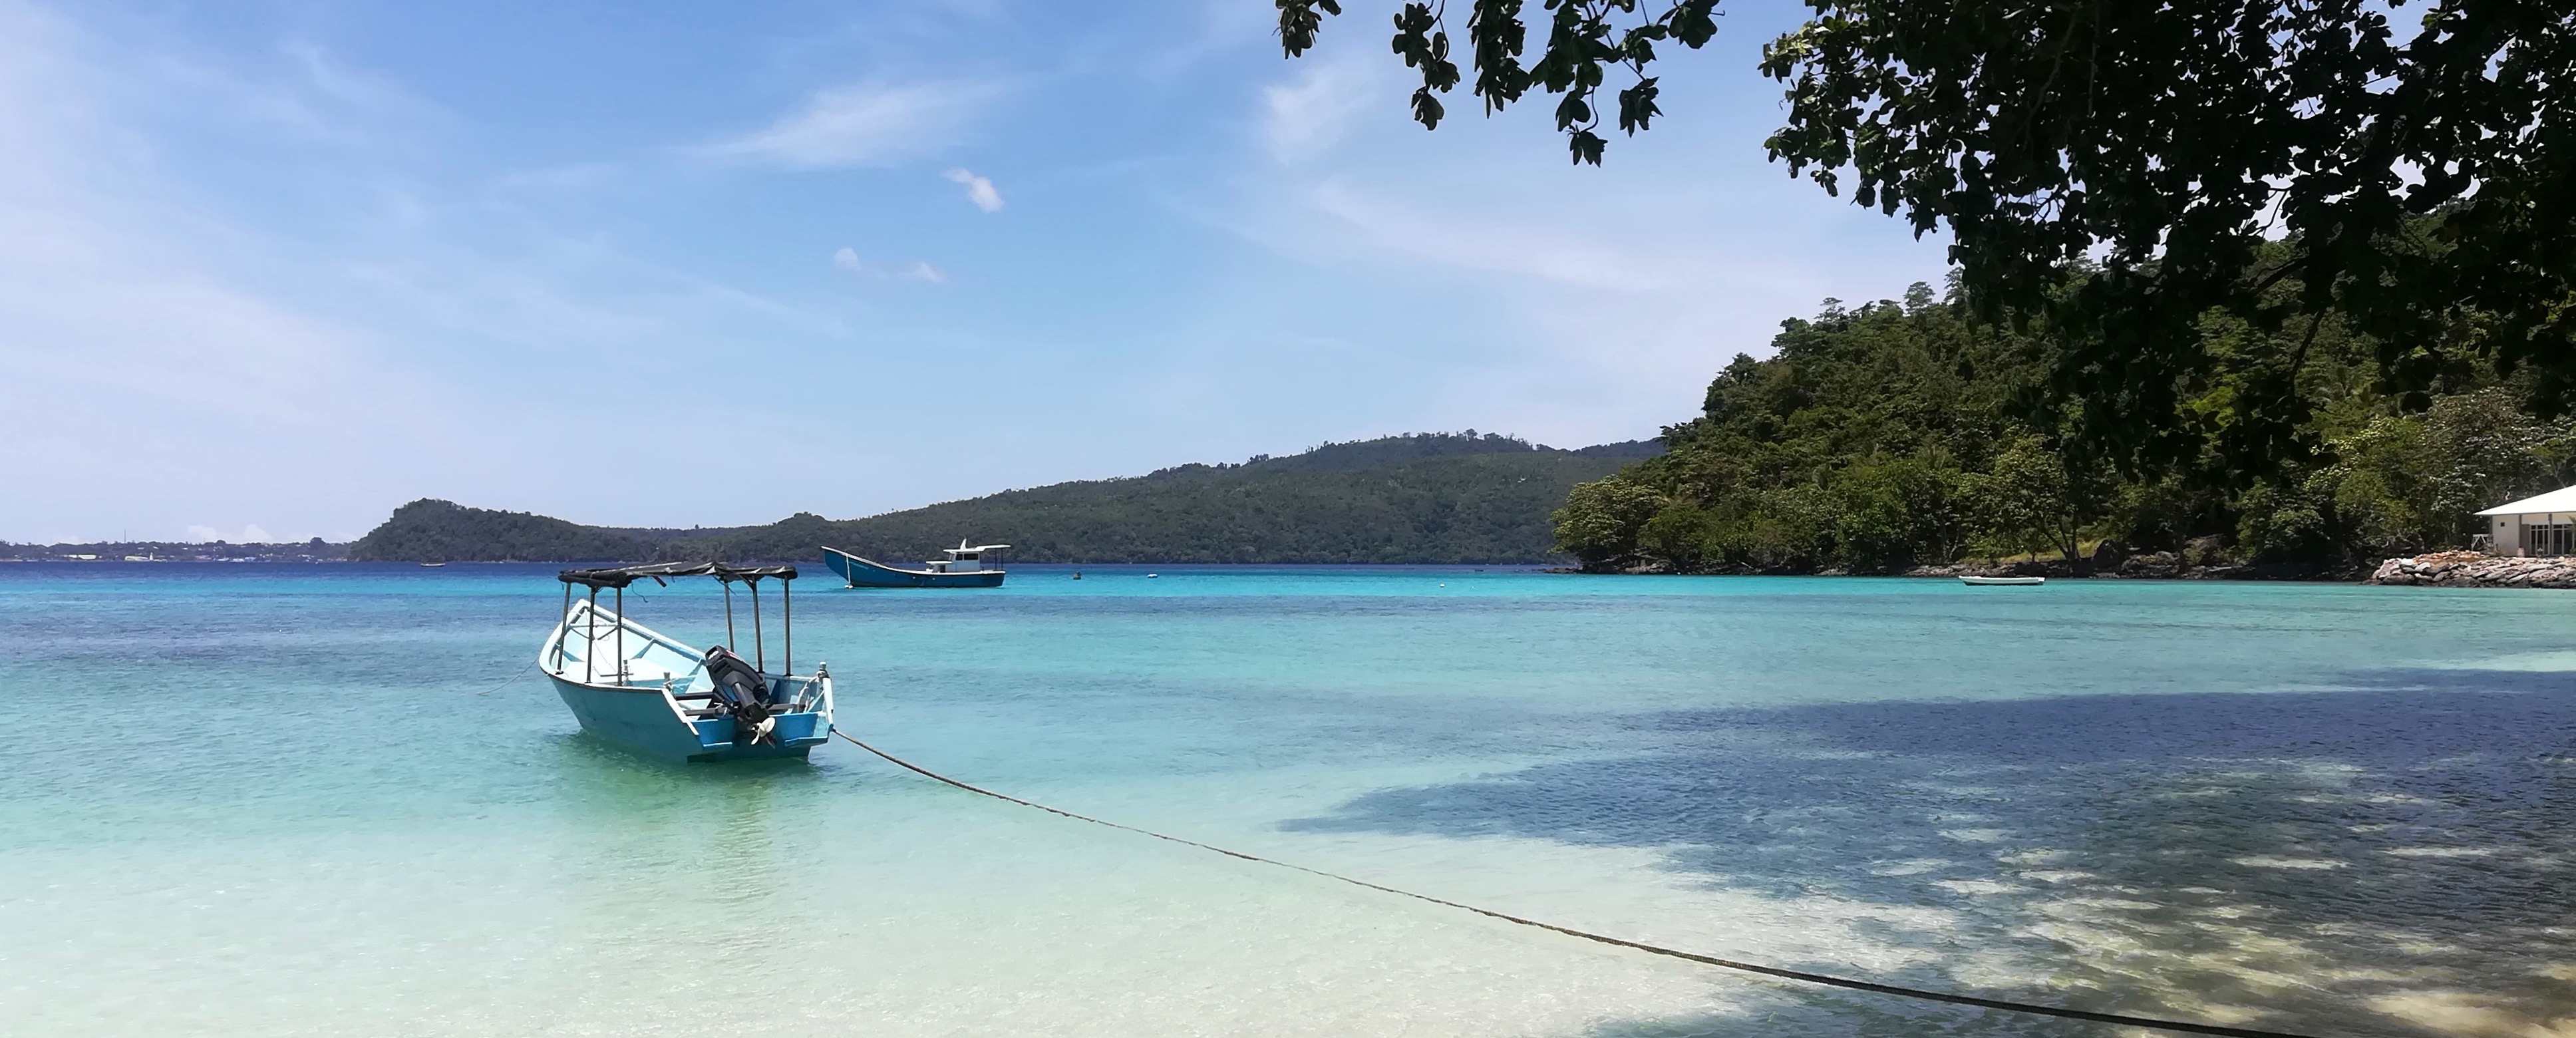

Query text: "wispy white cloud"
[278, 39, 440, 126]
[1261, 55, 1384, 163]
[0, 0, 1952, 542]
[1291, 178, 1834, 303]
[0, 0, 853, 540]
[943, 167, 1003, 211]
[0, 7, 453, 542]
[1208, 27, 1953, 453]
[703, 81, 999, 169]
[0, 17, 381, 374]
[830, 246, 945, 284]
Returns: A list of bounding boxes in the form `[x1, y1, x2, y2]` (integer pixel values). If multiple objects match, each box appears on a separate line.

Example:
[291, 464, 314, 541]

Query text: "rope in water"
[470, 661, 537, 696]
[835, 730, 2327, 1038]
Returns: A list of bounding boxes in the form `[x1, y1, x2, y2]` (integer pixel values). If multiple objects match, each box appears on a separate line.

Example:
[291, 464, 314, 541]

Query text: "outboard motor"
[701, 645, 776, 746]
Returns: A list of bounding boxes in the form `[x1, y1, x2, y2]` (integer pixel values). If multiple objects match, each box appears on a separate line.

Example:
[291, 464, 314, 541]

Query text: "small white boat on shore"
[1961, 576, 2046, 586]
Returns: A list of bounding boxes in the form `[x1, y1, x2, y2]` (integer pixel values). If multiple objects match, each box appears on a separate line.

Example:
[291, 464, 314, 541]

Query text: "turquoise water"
[5, 564, 2573, 1036]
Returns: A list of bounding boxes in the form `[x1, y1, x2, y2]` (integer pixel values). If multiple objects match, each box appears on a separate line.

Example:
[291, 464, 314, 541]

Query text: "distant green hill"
[349, 432, 1659, 564]
[345, 500, 760, 563]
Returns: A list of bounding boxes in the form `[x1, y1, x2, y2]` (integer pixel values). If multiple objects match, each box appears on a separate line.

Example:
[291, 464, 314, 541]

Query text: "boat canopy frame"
[554, 562, 802, 680]
[557, 562, 797, 589]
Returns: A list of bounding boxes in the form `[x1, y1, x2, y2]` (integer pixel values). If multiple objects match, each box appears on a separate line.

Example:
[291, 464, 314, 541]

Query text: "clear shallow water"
[4, 563, 2573, 1037]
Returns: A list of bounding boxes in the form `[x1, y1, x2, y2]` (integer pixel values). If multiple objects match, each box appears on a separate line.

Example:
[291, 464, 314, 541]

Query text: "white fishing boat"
[1960, 575, 2046, 586]
[823, 540, 1009, 588]
[540, 562, 833, 763]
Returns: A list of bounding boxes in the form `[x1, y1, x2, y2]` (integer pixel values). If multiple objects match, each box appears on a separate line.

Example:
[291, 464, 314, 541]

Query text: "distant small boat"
[822, 542, 1008, 588]
[1961, 576, 2046, 586]
[420, 562, 446, 568]
[541, 562, 833, 763]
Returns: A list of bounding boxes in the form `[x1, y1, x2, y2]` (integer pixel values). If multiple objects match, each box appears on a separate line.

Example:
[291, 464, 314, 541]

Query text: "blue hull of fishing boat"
[548, 675, 828, 763]
[824, 548, 1006, 588]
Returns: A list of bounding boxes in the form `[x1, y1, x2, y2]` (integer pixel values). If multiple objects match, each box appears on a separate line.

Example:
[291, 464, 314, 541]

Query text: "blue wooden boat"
[540, 563, 834, 763]
[823, 542, 1009, 588]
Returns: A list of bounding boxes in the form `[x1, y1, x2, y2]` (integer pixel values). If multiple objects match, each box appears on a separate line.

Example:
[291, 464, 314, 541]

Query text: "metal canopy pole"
[585, 587, 599, 683]
[556, 582, 571, 673]
[782, 578, 792, 677]
[749, 578, 766, 671]
[723, 578, 736, 651]
[614, 585, 626, 683]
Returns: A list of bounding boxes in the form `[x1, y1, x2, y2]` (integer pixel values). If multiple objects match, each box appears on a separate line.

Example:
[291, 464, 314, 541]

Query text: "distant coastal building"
[2478, 486, 2576, 556]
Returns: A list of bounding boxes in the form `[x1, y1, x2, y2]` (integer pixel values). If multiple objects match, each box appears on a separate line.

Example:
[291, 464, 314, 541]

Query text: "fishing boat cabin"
[925, 542, 1009, 574]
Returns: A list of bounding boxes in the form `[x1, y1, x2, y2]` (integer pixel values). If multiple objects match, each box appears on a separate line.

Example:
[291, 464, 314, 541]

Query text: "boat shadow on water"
[548, 729, 834, 786]
[1285, 669, 2576, 1038]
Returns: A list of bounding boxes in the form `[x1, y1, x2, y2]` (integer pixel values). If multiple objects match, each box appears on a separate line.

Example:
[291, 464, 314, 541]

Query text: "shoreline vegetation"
[0, 539, 346, 564]
[1549, 284, 2576, 583]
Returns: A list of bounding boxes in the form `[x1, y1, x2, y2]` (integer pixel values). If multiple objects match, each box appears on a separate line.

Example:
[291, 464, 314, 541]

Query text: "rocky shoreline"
[2367, 551, 2576, 589]
[1566, 540, 2361, 581]
[1568, 546, 2576, 587]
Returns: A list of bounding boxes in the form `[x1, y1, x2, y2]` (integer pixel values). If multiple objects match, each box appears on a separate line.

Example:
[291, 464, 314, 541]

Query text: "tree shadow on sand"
[1286, 669, 2576, 1037]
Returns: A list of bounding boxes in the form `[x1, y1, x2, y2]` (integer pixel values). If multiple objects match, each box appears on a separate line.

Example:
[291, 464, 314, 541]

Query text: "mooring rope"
[470, 661, 536, 696]
[835, 731, 2327, 1038]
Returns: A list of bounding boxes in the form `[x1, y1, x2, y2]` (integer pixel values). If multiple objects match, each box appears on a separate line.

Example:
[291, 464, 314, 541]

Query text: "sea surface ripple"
[2, 563, 2570, 1037]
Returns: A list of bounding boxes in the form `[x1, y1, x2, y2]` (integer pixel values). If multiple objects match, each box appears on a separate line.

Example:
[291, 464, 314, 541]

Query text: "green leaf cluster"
[1762, 0, 2576, 472]
[1279, 0, 1718, 164]
[1286, 0, 2576, 476]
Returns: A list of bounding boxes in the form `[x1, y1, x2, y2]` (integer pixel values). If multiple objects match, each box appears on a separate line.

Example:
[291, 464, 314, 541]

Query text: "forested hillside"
[1553, 281, 2576, 576]
[350, 433, 1657, 564]
[345, 501, 757, 563]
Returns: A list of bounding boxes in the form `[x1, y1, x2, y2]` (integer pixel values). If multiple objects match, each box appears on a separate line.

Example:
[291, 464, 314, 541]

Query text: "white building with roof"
[2478, 486, 2576, 556]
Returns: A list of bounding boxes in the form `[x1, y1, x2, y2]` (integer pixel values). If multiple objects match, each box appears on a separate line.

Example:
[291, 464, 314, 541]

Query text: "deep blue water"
[3, 562, 2572, 1036]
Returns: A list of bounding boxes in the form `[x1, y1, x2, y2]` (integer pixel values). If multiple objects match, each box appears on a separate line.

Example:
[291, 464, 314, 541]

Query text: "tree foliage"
[1764, 0, 2576, 464]
[1550, 476, 1667, 561]
[1275, 0, 1718, 164]
[1563, 287, 2576, 574]
[1967, 437, 2074, 562]
[1281, 1, 2576, 471]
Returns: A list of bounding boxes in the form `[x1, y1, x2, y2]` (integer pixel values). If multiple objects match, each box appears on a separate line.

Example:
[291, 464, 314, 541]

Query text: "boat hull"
[548, 675, 829, 763]
[824, 547, 1005, 588]
[1959, 576, 2047, 586]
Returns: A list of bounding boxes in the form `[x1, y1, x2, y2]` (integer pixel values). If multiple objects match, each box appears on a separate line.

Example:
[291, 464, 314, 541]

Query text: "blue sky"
[0, 0, 1948, 542]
